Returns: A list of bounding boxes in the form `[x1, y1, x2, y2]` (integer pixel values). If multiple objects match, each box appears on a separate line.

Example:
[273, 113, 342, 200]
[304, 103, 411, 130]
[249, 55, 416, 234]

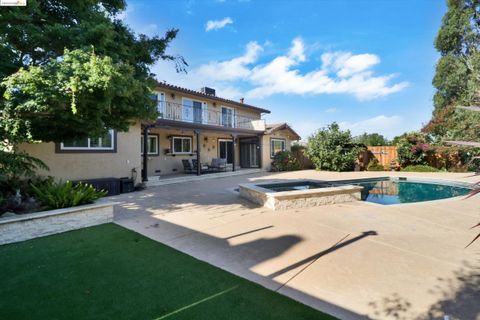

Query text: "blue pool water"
[261, 178, 471, 205]
[341, 178, 471, 205]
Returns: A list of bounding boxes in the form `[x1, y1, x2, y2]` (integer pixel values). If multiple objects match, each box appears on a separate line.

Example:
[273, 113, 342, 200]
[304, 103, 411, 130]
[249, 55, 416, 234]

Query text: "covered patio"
[141, 119, 266, 182]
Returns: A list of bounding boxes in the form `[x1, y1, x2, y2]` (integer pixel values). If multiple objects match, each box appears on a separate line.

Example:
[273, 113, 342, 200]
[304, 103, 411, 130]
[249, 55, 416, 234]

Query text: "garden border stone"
[0, 201, 114, 245]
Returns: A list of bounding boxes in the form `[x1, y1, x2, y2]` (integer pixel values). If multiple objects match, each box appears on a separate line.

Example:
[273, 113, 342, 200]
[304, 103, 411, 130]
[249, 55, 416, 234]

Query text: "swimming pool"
[331, 177, 471, 205]
[239, 177, 472, 210]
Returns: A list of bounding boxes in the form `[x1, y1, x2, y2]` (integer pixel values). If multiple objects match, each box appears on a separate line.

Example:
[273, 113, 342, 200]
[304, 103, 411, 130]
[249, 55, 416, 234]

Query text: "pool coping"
[239, 179, 364, 210]
[239, 176, 474, 210]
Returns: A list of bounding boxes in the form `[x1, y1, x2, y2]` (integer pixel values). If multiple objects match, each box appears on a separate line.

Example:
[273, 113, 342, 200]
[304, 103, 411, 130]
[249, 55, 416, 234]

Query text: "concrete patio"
[111, 170, 480, 320]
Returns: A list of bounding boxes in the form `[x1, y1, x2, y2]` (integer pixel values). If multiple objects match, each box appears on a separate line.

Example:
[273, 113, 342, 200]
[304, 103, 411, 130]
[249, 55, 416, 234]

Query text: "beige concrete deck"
[111, 170, 480, 320]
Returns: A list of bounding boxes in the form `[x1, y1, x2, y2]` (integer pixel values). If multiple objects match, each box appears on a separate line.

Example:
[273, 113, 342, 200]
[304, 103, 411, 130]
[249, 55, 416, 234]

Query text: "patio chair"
[182, 159, 195, 174]
[208, 158, 227, 172]
[191, 159, 210, 174]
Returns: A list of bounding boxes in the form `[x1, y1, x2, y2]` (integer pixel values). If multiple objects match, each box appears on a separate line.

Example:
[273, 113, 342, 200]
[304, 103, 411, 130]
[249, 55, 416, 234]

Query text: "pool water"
[346, 179, 471, 205]
[261, 181, 332, 192]
[261, 178, 471, 205]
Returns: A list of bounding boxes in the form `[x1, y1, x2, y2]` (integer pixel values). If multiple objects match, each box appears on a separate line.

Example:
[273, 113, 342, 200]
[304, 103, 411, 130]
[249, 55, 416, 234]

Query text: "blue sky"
[123, 0, 446, 140]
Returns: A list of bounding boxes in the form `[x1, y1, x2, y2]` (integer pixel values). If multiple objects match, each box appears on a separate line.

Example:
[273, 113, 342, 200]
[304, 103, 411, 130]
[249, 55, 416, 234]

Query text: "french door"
[218, 139, 234, 164]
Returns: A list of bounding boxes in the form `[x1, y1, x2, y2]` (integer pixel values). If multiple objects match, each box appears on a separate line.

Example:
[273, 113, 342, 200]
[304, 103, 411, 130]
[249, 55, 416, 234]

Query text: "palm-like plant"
[465, 183, 480, 247]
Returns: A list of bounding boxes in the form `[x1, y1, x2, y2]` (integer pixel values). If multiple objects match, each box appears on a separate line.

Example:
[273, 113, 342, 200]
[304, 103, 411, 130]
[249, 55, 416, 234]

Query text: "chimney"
[240, 97, 244, 103]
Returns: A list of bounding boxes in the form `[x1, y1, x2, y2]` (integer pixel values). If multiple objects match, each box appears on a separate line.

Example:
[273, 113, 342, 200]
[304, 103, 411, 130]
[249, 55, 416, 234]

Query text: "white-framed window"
[270, 138, 286, 158]
[182, 98, 207, 124]
[60, 129, 115, 151]
[150, 92, 166, 117]
[172, 136, 192, 154]
[221, 106, 235, 128]
[141, 134, 159, 155]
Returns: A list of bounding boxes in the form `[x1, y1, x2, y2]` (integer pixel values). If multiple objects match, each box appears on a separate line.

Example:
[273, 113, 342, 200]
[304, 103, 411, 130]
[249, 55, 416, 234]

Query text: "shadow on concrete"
[367, 260, 479, 320]
[114, 202, 369, 319]
[419, 260, 479, 320]
[269, 231, 378, 279]
[223, 225, 274, 240]
[368, 293, 413, 320]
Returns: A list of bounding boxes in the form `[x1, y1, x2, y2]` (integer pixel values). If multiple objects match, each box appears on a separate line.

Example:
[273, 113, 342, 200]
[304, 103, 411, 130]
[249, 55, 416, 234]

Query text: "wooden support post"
[195, 130, 201, 176]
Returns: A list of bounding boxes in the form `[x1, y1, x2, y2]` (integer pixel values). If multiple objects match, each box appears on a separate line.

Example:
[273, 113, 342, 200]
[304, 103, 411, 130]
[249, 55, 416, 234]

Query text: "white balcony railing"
[157, 101, 265, 131]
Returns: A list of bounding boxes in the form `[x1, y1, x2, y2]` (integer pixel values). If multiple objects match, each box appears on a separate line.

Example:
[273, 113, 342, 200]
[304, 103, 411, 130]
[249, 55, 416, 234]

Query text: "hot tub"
[239, 179, 363, 210]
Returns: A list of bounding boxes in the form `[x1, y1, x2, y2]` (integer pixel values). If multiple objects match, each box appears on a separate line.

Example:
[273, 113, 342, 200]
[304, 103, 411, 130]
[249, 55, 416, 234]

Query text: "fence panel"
[367, 146, 398, 167]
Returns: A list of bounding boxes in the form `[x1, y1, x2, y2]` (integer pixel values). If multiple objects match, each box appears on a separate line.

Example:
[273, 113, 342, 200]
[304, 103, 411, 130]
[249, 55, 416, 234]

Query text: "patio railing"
[157, 101, 266, 131]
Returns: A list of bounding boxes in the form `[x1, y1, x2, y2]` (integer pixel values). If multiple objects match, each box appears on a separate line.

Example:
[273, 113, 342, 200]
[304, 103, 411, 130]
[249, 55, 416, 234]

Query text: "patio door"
[218, 139, 233, 164]
[239, 138, 259, 168]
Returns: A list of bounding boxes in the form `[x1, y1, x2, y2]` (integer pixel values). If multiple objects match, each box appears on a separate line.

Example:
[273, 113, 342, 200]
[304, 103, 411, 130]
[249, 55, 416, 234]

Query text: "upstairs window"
[221, 106, 235, 128]
[150, 92, 165, 116]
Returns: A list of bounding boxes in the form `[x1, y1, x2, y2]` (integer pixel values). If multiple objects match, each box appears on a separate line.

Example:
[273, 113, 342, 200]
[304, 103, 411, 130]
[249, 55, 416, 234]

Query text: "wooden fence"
[366, 146, 398, 167]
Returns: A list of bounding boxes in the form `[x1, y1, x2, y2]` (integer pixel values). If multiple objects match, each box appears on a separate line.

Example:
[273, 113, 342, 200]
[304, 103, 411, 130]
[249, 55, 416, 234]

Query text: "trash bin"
[120, 177, 135, 193]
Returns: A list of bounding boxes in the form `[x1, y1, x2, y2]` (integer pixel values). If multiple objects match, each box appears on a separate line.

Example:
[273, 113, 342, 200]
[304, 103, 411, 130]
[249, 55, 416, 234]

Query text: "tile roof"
[155, 82, 271, 114]
[265, 123, 301, 140]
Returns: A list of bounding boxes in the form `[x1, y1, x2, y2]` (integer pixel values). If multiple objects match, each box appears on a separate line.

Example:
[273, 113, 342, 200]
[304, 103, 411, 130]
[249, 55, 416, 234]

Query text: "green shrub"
[307, 122, 360, 172]
[31, 180, 107, 210]
[395, 132, 433, 167]
[401, 165, 440, 172]
[367, 159, 385, 171]
[271, 151, 301, 172]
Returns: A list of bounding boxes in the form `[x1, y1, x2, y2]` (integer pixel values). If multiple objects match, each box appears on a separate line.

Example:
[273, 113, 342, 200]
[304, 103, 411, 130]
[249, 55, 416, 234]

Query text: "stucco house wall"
[18, 123, 142, 183]
[262, 129, 297, 171]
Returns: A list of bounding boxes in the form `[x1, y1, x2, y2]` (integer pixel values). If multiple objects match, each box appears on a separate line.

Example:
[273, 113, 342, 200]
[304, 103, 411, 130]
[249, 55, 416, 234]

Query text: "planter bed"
[0, 201, 114, 245]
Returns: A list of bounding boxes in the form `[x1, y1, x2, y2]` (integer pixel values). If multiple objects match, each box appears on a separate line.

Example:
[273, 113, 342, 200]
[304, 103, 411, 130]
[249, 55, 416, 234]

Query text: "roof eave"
[154, 82, 271, 114]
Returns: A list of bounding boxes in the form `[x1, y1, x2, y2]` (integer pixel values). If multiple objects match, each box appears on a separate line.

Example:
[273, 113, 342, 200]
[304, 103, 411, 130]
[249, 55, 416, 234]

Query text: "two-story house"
[20, 82, 300, 185]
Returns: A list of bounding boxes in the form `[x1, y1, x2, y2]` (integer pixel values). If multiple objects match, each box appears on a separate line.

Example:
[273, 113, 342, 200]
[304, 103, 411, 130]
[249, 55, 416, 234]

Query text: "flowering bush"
[396, 132, 433, 167]
[271, 151, 301, 172]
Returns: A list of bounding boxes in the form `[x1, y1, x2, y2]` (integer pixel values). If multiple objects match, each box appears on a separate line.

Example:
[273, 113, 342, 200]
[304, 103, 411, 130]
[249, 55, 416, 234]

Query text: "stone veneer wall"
[239, 183, 362, 211]
[0, 202, 114, 245]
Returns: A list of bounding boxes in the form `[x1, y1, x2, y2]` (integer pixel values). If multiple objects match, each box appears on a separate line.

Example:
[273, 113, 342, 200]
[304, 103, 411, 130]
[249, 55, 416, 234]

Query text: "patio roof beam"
[154, 119, 264, 136]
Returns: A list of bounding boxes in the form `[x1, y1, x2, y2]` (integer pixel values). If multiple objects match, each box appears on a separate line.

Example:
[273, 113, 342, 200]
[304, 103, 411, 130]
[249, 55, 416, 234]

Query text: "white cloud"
[205, 17, 233, 31]
[196, 41, 262, 81]
[190, 38, 408, 100]
[152, 37, 408, 103]
[321, 52, 380, 77]
[139, 23, 158, 36]
[325, 107, 337, 113]
[339, 115, 403, 137]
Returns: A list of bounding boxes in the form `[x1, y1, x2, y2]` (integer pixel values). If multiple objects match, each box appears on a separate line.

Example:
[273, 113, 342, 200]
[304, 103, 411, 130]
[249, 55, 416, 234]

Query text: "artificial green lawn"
[0, 223, 334, 319]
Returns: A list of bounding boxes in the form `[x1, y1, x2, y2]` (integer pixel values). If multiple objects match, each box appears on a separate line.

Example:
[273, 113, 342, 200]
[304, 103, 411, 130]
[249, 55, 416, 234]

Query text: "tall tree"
[353, 133, 390, 146]
[0, 0, 186, 144]
[423, 0, 480, 140]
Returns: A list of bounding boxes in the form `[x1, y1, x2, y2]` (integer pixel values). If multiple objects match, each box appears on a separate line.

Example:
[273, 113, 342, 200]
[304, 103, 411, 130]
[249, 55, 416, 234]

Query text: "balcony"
[157, 101, 266, 131]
